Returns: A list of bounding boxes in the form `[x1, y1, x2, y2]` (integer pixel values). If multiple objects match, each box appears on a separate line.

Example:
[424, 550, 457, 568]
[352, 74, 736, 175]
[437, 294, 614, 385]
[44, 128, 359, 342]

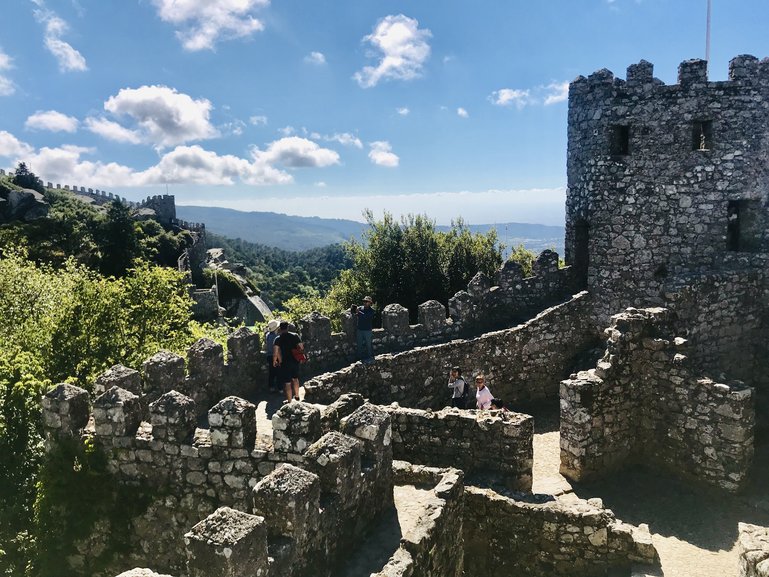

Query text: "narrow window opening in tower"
[609, 125, 630, 156]
[727, 199, 763, 252]
[692, 120, 713, 151]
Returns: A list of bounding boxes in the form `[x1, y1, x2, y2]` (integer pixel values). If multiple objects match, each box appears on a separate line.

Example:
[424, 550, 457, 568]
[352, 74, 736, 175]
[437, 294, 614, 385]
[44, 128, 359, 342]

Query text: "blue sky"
[1, 0, 768, 225]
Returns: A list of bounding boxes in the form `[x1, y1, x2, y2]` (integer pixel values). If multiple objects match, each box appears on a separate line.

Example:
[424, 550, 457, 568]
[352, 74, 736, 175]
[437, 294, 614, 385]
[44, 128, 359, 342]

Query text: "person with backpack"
[448, 366, 468, 408]
[273, 321, 304, 403]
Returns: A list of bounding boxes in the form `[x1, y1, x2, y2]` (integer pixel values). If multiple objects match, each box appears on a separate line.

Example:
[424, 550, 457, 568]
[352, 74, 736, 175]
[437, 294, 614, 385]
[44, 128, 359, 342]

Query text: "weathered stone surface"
[95, 364, 142, 397]
[142, 351, 185, 399]
[93, 386, 142, 439]
[560, 307, 755, 491]
[41, 383, 89, 440]
[272, 401, 322, 454]
[738, 522, 769, 577]
[184, 507, 268, 577]
[208, 396, 256, 451]
[148, 391, 196, 442]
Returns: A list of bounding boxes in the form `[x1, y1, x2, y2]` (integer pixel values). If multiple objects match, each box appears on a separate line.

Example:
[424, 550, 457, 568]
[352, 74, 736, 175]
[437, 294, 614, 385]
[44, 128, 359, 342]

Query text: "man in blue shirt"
[351, 296, 375, 364]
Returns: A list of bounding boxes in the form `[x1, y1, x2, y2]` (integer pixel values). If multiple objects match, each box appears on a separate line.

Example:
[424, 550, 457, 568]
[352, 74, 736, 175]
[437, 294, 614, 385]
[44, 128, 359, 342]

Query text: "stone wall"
[463, 487, 657, 577]
[739, 522, 769, 577]
[298, 250, 577, 375]
[373, 462, 465, 577]
[304, 291, 596, 408]
[666, 268, 769, 426]
[560, 307, 755, 491]
[42, 382, 394, 576]
[565, 56, 769, 329]
[384, 406, 533, 491]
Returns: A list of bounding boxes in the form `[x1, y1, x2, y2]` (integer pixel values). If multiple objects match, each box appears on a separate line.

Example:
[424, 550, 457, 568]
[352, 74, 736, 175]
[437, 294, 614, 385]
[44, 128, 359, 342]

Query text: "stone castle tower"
[564, 55, 769, 325]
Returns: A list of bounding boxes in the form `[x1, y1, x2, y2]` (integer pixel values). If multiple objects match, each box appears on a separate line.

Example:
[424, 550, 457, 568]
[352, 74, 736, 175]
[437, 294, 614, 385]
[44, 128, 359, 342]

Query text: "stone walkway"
[529, 404, 769, 577]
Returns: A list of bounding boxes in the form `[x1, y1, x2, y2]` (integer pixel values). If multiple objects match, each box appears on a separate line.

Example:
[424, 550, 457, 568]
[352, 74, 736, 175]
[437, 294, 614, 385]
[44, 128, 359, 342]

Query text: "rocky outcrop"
[0, 185, 49, 222]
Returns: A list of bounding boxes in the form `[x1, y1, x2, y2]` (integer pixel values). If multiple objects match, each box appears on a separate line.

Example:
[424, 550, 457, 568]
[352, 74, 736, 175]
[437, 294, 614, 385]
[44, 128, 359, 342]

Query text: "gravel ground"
[529, 405, 769, 577]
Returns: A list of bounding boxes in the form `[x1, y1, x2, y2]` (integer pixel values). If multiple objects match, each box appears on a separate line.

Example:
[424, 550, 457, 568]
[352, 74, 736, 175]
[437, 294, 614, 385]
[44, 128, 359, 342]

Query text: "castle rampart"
[463, 488, 657, 577]
[560, 307, 755, 491]
[304, 291, 595, 408]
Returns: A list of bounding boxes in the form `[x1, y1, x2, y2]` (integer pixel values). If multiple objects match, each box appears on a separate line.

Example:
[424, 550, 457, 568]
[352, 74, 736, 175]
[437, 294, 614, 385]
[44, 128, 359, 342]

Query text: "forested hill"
[177, 205, 565, 254]
[206, 232, 352, 308]
[177, 206, 365, 251]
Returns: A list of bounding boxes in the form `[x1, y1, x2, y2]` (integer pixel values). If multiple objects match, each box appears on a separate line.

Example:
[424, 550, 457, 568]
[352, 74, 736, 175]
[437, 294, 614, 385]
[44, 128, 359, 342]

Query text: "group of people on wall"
[263, 295, 508, 412]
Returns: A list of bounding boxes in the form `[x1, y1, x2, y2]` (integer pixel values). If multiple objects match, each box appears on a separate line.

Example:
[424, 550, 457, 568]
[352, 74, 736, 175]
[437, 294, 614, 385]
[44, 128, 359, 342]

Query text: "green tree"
[508, 243, 537, 277]
[100, 200, 139, 277]
[332, 211, 503, 321]
[11, 162, 45, 194]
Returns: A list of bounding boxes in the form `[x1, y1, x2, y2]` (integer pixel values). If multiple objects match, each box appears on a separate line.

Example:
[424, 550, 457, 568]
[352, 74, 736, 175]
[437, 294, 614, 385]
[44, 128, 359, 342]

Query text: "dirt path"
[529, 406, 769, 577]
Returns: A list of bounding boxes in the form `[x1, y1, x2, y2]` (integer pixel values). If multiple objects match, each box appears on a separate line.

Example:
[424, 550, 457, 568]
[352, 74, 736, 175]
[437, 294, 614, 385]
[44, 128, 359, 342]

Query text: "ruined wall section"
[566, 56, 769, 328]
[42, 383, 394, 576]
[560, 307, 755, 492]
[304, 291, 595, 408]
[385, 406, 533, 491]
[463, 488, 657, 577]
[300, 250, 576, 375]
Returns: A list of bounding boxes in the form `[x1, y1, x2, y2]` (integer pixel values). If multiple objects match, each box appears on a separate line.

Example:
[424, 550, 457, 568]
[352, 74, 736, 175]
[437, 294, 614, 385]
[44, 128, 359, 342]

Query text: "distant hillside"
[176, 206, 365, 252]
[177, 205, 565, 254]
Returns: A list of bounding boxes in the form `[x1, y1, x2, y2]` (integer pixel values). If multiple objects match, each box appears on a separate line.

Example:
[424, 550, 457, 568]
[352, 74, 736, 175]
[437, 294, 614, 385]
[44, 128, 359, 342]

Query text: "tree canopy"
[322, 211, 503, 322]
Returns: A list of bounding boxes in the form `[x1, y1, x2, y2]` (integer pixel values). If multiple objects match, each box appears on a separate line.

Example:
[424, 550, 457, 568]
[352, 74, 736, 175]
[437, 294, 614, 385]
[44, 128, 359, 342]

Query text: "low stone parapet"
[463, 488, 658, 577]
[385, 405, 533, 491]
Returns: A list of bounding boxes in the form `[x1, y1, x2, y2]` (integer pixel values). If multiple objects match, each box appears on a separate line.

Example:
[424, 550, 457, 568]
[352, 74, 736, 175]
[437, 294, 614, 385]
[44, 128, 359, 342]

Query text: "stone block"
[418, 300, 446, 333]
[678, 58, 708, 86]
[382, 303, 410, 336]
[467, 272, 491, 297]
[299, 311, 332, 348]
[251, 464, 321, 541]
[626, 59, 654, 84]
[142, 351, 185, 396]
[148, 390, 196, 442]
[93, 386, 142, 437]
[341, 403, 392, 461]
[41, 383, 89, 438]
[185, 506, 268, 577]
[533, 249, 559, 277]
[94, 364, 141, 397]
[497, 260, 524, 289]
[448, 290, 474, 324]
[729, 54, 760, 81]
[272, 402, 322, 454]
[208, 396, 256, 451]
[304, 431, 362, 500]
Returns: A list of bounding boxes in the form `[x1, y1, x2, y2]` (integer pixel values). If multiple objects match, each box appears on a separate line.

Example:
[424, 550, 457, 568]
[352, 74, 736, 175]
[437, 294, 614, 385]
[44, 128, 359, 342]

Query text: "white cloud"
[84, 117, 143, 144]
[457, 107, 469, 118]
[25, 110, 79, 133]
[368, 141, 399, 168]
[0, 129, 340, 189]
[314, 181, 327, 188]
[0, 49, 14, 96]
[305, 51, 326, 65]
[397, 107, 410, 116]
[354, 14, 431, 88]
[256, 136, 340, 168]
[491, 82, 570, 109]
[102, 85, 218, 148]
[0, 131, 34, 158]
[32, 5, 87, 72]
[325, 133, 362, 148]
[490, 88, 531, 109]
[543, 82, 569, 105]
[249, 115, 268, 125]
[151, 0, 268, 51]
[279, 126, 296, 136]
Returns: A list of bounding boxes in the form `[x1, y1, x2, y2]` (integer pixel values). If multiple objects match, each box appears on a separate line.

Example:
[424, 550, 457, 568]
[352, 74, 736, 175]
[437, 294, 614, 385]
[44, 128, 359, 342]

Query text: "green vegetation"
[206, 232, 352, 308]
[11, 162, 45, 194]
[0, 249, 225, 577]
[0, 166, 192, 275]
[277, 211, 504, 325]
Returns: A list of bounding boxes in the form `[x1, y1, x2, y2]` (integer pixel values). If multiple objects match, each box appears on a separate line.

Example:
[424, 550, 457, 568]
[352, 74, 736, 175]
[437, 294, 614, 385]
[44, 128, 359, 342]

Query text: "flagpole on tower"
[705, 0, 712, 65]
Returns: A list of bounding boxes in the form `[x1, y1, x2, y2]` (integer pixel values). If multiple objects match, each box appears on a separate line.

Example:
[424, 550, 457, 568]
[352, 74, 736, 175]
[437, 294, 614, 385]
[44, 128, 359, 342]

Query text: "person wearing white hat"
[264, 319, 280, 392]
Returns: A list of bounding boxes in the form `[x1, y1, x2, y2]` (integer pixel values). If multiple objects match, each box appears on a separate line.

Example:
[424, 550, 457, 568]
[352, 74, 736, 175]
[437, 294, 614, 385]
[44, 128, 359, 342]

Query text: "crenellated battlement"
[299, 248, 577, 374]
